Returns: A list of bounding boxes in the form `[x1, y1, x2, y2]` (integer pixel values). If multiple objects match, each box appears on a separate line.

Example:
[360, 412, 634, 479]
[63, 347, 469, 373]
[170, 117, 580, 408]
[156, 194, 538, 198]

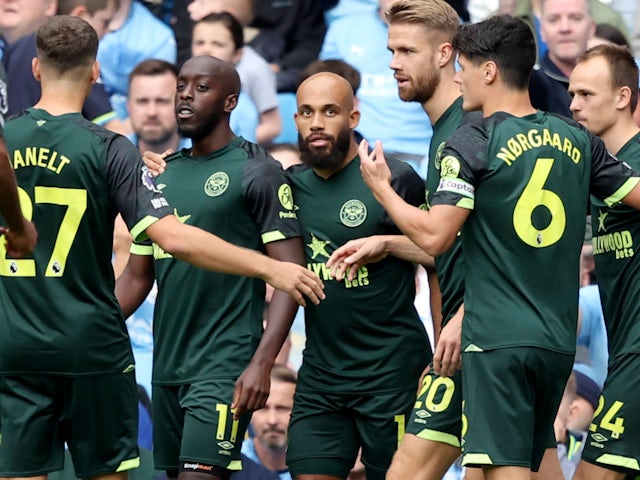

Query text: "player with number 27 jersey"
[0, 108, 172, 376]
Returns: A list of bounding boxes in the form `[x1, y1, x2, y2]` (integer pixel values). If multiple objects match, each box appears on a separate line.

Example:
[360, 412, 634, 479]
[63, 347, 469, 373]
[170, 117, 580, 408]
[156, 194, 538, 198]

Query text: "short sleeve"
[431, 123, 487, 210]
[242, 150, 301, 245]
[589, 133, 640, 206]
[105, 135, 173, 241]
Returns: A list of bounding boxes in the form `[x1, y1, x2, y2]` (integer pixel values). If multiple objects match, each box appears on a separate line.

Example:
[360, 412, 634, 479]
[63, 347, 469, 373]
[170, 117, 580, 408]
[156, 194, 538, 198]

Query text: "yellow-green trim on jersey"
[150, 137, 301, 385]
[0, 108, 172, 375]
[288, 157, 431, 395]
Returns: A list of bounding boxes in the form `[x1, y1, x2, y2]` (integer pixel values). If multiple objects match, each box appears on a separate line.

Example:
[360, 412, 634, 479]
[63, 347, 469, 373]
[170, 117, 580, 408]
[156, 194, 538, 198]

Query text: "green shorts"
[406, 365, 463, 448]
[287, 389, 415, 480]
[0, 371, 139, 478]
[153, 379, 251, 473]
[461, 347, 573, 471]
[581, 353, 640, 473]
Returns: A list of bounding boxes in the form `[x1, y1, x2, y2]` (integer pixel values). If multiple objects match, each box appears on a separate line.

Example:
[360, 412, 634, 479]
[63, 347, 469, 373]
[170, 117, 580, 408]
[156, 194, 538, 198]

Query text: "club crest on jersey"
[278, 184, 294, 210]
[204, 172, 229, 197]
[440, 156, 460, 178]
[340, 199, 367, 227]
[141, 166, 162, 193]
[434, 141, 446, 171]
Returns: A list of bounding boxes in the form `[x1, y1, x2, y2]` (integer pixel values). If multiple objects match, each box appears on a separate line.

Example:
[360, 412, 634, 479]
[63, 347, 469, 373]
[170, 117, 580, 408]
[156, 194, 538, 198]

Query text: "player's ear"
[224, 93, 238, 113]
[349, 107, 361, 130]
[69, 5, 89, 17]
[483, 61, 497, 84]
[32, 58, 41, 81]
[90, 61, 100, 84]
[438, 42, 454, 67]
[616, 86, 632, 111]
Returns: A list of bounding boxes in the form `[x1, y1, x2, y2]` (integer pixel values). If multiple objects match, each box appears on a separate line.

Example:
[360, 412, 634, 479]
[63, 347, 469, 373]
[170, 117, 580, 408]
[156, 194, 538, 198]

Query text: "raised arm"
[359, 139, 469, 257]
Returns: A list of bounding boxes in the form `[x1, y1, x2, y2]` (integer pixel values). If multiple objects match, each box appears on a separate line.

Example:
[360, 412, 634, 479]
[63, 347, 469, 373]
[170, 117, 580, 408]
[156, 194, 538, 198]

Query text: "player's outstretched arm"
[327, 235, 435, 281]
[358, 139, 468, 256]
[0, 138, 37, 258]
[233, 238, 304, 418]
[146, 216, 325, 306]
[115, 253, 155, 318]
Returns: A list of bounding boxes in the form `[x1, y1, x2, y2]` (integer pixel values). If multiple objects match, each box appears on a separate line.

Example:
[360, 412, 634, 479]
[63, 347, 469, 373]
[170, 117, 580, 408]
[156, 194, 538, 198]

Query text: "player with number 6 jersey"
[358, 15, 640, 479]
[433, 111, 635, 354]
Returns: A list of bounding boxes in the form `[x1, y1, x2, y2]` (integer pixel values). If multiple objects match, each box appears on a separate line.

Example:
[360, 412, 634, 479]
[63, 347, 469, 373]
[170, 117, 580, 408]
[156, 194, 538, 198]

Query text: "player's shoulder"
[385, 153, 421, 179]
[6, 108, 126, 145]
[240, 138, 279, 164]
[622, 131, 640, 153]
[164, 148, 188, 164]
[237, 138, 285, 173]
[445, 112, 493, 146]
[543, 110, 584, 131]
[90, 126, 140, 157]
[460, 110, 482, 127]
[384, 155, 425, 196]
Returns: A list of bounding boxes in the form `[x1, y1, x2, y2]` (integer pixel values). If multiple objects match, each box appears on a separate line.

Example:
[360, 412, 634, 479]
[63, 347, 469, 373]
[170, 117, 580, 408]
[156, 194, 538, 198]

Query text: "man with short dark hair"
[127, 59, 188, 155]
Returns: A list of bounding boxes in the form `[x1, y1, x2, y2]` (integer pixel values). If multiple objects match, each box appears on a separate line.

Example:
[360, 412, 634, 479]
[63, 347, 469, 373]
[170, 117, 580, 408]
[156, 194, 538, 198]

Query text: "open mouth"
[176, 105, 194, 119]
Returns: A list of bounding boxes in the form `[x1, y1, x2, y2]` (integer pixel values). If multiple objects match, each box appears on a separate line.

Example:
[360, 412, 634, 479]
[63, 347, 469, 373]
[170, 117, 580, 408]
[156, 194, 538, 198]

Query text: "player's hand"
[265, 261, 325, 307]
[0, 218, 37, 258]
[142, 149, 172, 176]
[326, 236, 387, 281]
[433, 306, 463, 377]
[232, 360, 271, 419]
[358, 139, 393, 198]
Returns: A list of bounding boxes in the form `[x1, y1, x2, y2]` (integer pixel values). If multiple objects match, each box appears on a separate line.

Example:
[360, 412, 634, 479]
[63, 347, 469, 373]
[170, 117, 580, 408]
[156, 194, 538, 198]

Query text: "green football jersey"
[432, 111, 639, 353]
[139, 137, 301, 385]
[288, 156, 431, 394]
[591, 132, 640, 359]
[426, 97, 474, 324]
[0, 108, 172, 375]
